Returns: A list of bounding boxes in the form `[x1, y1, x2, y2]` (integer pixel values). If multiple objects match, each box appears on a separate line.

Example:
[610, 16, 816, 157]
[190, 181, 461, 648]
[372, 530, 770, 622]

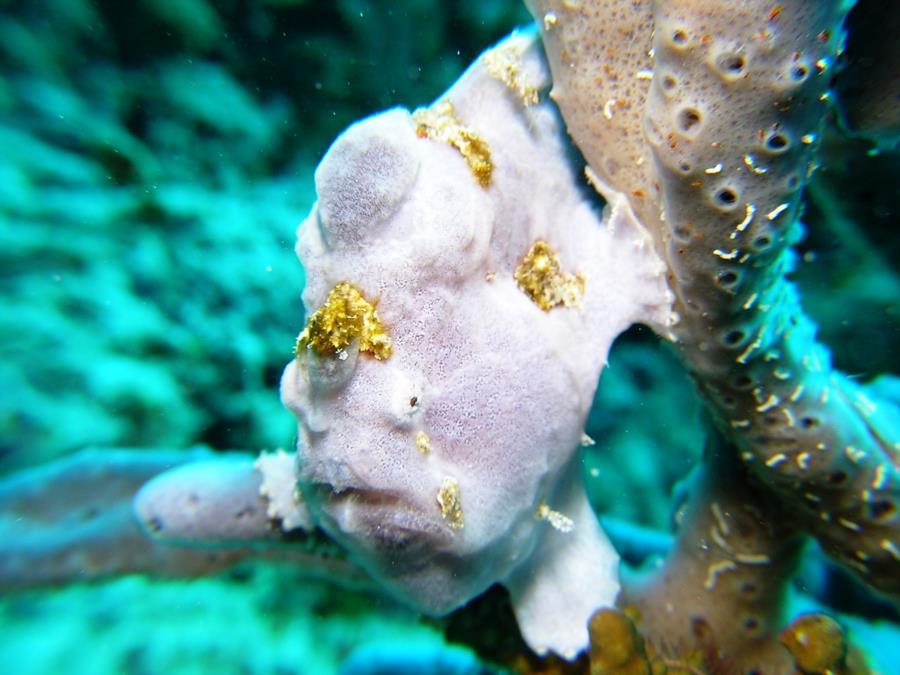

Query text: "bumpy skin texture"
[281, 34, 672, 658]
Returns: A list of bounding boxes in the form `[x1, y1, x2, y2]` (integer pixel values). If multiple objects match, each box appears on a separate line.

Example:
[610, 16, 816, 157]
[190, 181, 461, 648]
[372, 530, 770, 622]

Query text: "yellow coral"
[780, 613, 848, 674]
[294, 282, 392, 360]
[437, 476, 464, 530]
[415, 431, 431, 455]
[588, 609, 652, 675]
[535, 501, 574, 533]
[482, 41, 540, 107]
[515, 240, 585, 311]
[413, 101, 493, 188]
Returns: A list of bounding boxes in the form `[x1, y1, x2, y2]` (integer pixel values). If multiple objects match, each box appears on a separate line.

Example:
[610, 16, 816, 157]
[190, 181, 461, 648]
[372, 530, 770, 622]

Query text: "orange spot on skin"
[768, 5, 783, 21]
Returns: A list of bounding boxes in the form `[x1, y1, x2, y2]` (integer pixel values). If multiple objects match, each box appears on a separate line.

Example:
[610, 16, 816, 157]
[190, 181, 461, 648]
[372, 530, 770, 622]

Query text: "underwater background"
[0, 0, 897, 673]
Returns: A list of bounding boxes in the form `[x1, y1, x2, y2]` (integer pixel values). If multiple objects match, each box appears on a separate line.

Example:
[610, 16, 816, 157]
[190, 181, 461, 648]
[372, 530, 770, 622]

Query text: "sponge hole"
[677, 107, 703, 135]
[673, 224, 692, 241]
[712, 186, 740, 210]
[763, 128, 791, 154]
[869, 499, 896, 522]
[783, 56, 812, 86]
[716, 53, 746, 77]
[722, 329, 746, 347]
[752, 234, 772, 251]
[716, 269, 740, 288]
[730, 372, 754, 389]
[827, 470, 848, 485]
[742, 616, 764, 638]
[740, 582, 759, 598]
[800, 416, 819, 429]
[789, 64, 809, 83]
[671, 29, 689, 46]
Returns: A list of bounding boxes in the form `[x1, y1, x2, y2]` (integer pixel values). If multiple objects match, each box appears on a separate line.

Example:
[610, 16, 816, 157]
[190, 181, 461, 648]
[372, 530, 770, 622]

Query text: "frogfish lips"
[306, 482, 455, 565]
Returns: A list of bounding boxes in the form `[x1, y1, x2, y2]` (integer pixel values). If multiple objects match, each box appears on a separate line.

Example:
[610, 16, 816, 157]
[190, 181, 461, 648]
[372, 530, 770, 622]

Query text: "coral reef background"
[0, 0, 532, 472]
[0, 0, 896, 673]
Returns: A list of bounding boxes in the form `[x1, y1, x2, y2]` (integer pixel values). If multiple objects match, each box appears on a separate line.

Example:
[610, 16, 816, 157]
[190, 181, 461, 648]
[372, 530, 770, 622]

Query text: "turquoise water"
[1, 1, 898, 673]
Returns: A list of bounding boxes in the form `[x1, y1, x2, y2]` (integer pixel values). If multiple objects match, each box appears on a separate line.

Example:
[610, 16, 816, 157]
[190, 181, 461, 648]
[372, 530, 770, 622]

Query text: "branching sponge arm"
[133, 452, 312, 544]
[642, 0, 899, 598]
[622, 438, 805, 673]
[529, 0, 899, 600]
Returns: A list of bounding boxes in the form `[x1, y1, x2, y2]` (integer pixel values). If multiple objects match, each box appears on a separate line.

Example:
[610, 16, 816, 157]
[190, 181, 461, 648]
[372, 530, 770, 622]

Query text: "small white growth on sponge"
[255, 449, 312, 532]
